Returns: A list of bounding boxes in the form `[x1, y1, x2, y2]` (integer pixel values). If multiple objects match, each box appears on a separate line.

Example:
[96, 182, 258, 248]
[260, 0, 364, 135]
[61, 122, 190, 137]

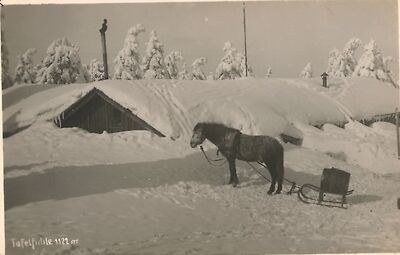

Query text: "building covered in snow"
[2, 77, 398, 140]
[53, 87, 165, 136]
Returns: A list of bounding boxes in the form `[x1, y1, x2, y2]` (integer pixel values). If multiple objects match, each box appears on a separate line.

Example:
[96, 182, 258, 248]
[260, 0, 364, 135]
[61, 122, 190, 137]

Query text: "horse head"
[190, 123, 206, 148]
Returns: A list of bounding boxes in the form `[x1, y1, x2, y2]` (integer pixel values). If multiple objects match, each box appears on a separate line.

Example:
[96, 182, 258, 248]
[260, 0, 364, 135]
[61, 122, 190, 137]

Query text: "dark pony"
[190, 122, 284, 194]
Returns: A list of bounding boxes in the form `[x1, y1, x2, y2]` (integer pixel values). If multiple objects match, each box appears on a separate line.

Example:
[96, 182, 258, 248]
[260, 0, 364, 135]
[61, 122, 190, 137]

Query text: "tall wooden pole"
[396, 107, 400, 159]
[99, 19, 109, 80]
[243, 2, 248, 77]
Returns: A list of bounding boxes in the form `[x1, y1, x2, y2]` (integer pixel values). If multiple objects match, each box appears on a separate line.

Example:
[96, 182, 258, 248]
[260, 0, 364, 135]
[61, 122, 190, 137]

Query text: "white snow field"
[3, 77, 400, 254]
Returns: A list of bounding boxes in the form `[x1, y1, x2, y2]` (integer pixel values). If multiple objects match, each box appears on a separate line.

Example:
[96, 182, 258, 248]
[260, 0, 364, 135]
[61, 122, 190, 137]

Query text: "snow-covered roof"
[3, 77, 398, 140]
[334, 77, 399, 120]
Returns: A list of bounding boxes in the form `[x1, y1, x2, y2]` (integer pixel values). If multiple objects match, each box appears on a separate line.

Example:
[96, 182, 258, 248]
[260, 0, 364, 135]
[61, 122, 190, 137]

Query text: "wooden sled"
[298, 167, 353, 209]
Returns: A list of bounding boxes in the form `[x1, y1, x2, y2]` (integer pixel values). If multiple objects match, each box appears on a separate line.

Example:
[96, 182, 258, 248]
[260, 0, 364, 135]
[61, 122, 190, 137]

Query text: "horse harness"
[199, 145, 227, 166]
[199, 129, 241, 166]
[199, 131, 299, 195]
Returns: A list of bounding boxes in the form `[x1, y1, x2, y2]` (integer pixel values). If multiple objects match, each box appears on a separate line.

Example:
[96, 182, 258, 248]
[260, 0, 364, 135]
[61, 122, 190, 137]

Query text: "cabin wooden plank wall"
[54, 88, 165, 136]
[62, 92, 143, 133]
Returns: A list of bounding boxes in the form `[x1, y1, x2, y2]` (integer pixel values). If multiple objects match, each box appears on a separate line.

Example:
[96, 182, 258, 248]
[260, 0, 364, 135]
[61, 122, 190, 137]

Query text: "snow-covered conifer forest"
[2, 28, 398, 87]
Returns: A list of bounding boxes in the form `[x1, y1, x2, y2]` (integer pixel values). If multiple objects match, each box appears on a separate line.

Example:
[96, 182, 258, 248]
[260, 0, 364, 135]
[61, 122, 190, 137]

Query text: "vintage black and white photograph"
[1, 0, 399, 254]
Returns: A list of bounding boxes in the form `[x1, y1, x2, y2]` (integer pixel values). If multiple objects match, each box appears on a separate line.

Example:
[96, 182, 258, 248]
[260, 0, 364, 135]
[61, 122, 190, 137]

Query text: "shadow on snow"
[4, 150, 381, 210]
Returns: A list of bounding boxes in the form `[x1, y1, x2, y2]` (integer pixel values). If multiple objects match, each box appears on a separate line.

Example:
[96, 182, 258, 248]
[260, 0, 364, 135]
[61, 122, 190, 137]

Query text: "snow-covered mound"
[332, 77, 399, 120]
[3, 77, 397, 141]
[298, 121, 400, 174]
[2, 83, 67, 109]
[3, 122, 193, 178]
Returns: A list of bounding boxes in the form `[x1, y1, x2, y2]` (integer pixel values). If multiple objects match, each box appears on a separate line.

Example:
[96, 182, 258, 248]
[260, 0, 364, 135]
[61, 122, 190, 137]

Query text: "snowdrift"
[334, 77, 400, 120]
[3, 77, 398, 141]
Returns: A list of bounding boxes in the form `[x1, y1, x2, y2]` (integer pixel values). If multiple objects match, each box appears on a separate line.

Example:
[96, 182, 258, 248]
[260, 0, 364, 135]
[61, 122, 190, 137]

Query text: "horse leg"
[266, 162, 276, 195]
[275, 156, 284, 194]
[228, 158, 239, 187]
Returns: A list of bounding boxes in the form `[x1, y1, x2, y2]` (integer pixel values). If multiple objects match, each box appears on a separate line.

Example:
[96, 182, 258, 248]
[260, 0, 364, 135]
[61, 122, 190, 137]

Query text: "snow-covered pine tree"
[300, 63, 313, 78]
[1, 28, 13, 89]
[383, 56, 393, 72]
[74, 62, 90, 83]
[191, 57, 207, 80]
[327, 38, 362, 77]
[236, 52, 253, 77]
[81, 64, 91, 83]
[113, 24, 145, 80]
[88, 58, 106, 81]
[265, 67, 272, 78]
[142, 30, 169, 79]
[14, 48, 37, 84]
[353, 40, 396, 86]
[178, 62, 191, 80]
[33, 60, 43, 81]
[215, 42, 241, 80]
[165, 51, 183, 79]
[326, 48, 340, 76]
[341, 38, 362, 76]
[36, 37, 83, 84]
[382, 56, 398, 87]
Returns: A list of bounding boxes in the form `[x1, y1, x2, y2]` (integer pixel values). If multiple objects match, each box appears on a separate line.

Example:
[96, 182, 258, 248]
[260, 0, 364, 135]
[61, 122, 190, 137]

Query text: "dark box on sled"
[320, 167, 350, 195]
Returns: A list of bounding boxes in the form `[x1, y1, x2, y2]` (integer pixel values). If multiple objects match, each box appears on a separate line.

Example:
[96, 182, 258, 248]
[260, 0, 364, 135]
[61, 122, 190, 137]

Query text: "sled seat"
[297, 167, 352, 208]
[318, 167, 351, 207]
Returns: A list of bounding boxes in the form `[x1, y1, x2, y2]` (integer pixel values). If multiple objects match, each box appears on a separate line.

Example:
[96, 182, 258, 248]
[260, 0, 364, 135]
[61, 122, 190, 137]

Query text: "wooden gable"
[54, 88, 165, 137]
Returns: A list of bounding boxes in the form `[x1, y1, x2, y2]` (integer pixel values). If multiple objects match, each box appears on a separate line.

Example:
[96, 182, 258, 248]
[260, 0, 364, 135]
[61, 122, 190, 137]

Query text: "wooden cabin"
[53, 88, 165, 136]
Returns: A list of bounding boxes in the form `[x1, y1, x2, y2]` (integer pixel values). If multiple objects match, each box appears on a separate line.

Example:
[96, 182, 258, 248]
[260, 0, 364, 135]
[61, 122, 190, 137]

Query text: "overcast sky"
[2, 0, 399, 78]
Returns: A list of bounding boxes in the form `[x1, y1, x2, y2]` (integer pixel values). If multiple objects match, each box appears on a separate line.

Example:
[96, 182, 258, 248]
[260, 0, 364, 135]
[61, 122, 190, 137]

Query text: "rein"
[254, 161, 300, 195]
[246, 162, 298, 195]
[199, 145, 227, 166]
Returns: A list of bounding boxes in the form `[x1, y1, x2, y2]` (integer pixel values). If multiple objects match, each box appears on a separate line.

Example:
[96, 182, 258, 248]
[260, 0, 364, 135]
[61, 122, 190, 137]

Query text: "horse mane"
[195, 122, 240, 136]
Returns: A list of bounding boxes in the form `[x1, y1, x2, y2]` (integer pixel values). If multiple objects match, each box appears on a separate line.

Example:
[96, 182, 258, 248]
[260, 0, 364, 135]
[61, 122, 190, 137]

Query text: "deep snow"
[3, 77, 398, 140]
[3, 77, 400, 254]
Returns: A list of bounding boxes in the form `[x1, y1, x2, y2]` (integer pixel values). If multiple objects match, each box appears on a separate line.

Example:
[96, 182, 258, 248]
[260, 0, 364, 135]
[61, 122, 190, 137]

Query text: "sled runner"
[298, 167, 353, 208]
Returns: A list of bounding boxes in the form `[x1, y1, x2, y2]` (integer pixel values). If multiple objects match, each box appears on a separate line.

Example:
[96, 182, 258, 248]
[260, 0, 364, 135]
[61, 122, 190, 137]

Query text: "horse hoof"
[275, 190, 282, 195]
[232, 183, 238, 188]
[267, 191, 274, 195]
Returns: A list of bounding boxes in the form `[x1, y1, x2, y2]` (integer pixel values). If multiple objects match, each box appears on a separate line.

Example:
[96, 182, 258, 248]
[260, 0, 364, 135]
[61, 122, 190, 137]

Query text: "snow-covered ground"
[3, 78, 400, 254]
